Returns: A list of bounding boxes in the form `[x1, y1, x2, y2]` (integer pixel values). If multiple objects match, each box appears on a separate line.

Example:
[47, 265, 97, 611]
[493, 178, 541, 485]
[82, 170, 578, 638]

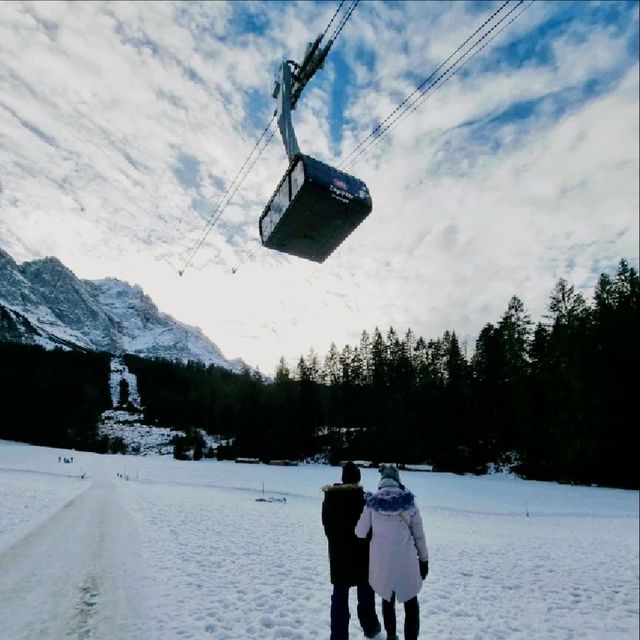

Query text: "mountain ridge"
[0, 247, 247, 373]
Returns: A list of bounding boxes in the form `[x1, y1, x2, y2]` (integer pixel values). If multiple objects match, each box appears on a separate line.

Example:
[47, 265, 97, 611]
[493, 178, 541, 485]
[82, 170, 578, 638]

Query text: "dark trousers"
[382, 593, 419, 640]
[330, 582, 380, 640]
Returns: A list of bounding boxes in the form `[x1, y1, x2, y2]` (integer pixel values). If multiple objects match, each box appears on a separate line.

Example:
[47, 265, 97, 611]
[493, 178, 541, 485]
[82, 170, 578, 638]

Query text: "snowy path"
[0, 475, 146, 640]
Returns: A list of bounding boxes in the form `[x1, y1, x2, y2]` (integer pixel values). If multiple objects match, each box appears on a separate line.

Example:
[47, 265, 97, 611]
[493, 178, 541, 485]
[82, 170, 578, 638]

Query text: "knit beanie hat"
[342, 461, 361, 484]
[378, 464, 400, 489]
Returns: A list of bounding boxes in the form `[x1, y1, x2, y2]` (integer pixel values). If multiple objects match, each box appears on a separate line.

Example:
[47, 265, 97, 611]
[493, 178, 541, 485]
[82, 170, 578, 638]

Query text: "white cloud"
[0, 0, 637, 373]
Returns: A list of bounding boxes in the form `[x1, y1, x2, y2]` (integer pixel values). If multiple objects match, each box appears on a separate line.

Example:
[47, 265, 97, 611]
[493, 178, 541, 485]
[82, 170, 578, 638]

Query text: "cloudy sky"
[1, 0, 638, 373]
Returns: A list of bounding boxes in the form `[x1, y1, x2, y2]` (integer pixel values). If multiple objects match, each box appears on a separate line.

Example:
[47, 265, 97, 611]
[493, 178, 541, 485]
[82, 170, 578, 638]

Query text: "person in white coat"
[355, 465, 429, 640]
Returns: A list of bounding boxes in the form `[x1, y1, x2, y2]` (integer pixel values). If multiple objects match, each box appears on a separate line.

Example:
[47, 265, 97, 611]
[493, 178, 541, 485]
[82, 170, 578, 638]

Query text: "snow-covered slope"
[0, 304, 76, 350]
[101, 358, 225, 456]
[1, 441, 638, 640]
[0, 249, 92, 348]
[0, 248, 245, 372]
[88, 278, 245, 369]
[98, 410, 225, 456]
[109, 358, 142, 408]
[21, 257, 120, 352]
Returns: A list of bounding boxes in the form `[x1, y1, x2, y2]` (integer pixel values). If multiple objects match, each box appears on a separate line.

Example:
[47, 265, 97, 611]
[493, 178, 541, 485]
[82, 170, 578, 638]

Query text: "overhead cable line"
[338, 0, 511, 170]
[330, 0, 360, 42]
[178, 116, 275, 275]
[178, 117, 276, 275]
[178, 0, 357, 276]
[394, 1, 535, 133]
[321, 0, 346, 40]
[340, 0, 528, 171]
[341, 0, 535, 172]
[230, 241, 262, 274]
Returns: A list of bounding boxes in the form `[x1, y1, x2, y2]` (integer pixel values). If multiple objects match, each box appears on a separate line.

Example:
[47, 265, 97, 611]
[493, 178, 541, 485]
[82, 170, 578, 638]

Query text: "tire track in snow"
[0, 477, 147, 640]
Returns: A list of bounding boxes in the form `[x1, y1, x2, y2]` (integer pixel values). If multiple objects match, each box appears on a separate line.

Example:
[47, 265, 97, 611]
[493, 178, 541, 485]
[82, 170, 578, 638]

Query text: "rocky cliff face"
[0, 248, 245, 372]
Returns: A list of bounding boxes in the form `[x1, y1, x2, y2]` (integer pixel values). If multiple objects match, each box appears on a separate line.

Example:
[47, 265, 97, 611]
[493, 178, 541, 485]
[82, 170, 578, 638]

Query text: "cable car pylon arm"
[274, 61, 301, 160]
[272, 34, 333, 160]
[291, 35, 333, 108]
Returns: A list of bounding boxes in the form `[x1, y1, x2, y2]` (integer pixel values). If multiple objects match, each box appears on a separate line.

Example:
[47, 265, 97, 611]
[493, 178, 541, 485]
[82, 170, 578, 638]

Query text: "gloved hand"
[419, 560, 429, 580]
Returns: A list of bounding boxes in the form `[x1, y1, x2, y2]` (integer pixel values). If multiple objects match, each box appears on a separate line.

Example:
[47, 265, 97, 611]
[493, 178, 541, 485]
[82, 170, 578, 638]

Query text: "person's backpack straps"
[398, 510, 423, 559]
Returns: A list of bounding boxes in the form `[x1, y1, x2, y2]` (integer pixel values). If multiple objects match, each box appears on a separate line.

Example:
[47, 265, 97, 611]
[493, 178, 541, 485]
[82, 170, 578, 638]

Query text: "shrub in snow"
[108, 436, 127, 455]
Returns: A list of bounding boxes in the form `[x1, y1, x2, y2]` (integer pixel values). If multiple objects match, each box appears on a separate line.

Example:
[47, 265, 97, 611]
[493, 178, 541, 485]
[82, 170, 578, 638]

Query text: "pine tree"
[323, 343, 342, 386]
[358, 330, 372, 385]
[118, 378, 130, 408]
[274, 356, 291, 382]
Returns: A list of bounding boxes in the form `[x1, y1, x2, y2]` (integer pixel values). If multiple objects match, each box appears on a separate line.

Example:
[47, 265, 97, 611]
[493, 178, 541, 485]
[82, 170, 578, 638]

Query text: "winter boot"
[363, 624, 382, 638]
[364, 622, 382, 638]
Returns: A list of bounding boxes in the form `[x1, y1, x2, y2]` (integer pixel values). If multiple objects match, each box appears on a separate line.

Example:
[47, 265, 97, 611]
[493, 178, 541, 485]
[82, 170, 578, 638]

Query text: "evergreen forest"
[126, 260, 638, 489]
[0, 344, 111, 450]
[0, 260, 637, 489]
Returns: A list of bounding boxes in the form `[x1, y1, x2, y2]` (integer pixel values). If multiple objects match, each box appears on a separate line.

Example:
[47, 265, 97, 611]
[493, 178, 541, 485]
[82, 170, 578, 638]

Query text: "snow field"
[118, 479, 328, 639]
[426, 510, 638, 639]
[0, 442, 90, 554]
[0, 440, 638, 640]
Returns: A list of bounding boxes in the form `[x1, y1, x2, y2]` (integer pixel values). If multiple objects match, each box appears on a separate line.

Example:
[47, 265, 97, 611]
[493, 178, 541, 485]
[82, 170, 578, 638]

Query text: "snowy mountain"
[0, 248, 246, 372]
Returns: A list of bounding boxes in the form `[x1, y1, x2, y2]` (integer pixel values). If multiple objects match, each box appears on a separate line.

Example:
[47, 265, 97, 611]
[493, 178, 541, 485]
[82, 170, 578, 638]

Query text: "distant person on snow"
[355, 465, 429, 640]
[322, 461, 381, 640]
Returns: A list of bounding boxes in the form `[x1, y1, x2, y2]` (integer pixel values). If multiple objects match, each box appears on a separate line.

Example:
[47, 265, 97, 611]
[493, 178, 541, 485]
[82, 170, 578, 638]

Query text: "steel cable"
[341, 0, 533, 171]
[322, 0, 347, 41]
[338, 0, 512, 170]
[343, 1, 533, 171]
[179, 116, 276, 275]
[330, 0, 360, 42]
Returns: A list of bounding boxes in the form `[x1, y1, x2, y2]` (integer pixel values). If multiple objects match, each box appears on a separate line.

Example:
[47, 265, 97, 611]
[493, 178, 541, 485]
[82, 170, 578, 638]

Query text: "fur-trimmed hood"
[365, 487, 415, 513]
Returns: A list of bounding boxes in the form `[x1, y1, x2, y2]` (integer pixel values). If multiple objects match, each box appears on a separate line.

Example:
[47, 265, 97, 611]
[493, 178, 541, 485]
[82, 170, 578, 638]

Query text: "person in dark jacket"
[322, 461, 381, 640]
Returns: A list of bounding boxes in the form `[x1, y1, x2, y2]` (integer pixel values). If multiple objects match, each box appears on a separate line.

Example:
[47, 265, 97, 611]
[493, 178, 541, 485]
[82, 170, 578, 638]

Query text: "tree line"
[0, 259, 636, 489]
[124, 259, 637, 489]
[0, 344, 112, 450]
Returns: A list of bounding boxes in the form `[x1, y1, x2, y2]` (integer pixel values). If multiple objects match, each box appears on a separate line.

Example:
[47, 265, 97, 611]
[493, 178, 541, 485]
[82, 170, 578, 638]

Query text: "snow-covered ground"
[0, 440, 638, 640]
[98, 410, 225, 455]
[99, 410, 178, 455]
[109, 358, 142, 408]
[101, 358, 226, 456]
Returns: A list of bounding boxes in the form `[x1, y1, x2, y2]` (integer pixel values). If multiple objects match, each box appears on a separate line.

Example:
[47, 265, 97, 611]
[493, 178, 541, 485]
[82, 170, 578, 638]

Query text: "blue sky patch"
[0, 103, 57, 148]
[114, 21, 161, 58]
[209, 173, 225, 192]
[190, 196, 212, 219]
[477, 0, 638, 75]
[173, 152, 201, 189]
[426, 73, 620, 179]
[326, 53, 351, 155]
[121, 151, 139, 170]
[243, 88, 273, 133]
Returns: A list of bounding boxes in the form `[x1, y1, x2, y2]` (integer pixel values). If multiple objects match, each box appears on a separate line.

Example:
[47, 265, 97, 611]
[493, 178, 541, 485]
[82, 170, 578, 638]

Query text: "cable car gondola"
[259, 37, 372, 263]
[259, 154, 371, 263]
